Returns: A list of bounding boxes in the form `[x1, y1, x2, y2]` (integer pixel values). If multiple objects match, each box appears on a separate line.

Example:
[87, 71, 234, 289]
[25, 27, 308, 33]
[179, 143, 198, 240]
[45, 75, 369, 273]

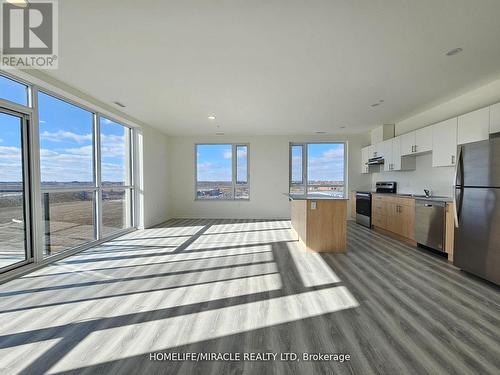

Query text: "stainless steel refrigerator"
[454, 138, 500, 286]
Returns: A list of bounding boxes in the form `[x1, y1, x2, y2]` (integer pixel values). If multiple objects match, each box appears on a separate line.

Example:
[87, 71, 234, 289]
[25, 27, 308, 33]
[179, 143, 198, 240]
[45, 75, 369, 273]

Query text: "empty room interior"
[1, 1, 500, 374]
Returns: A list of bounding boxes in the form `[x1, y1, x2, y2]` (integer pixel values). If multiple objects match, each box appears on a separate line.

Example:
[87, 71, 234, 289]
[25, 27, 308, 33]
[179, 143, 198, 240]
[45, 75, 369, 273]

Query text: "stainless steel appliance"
[375, 181, 397, 194]
[415, 200, 446, 252]
[454, 138, 500, 285]
[355, 192, 372, 228]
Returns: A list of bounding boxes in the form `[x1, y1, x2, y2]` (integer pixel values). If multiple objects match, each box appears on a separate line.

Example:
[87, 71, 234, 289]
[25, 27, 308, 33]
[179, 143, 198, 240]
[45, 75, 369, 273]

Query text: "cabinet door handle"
[415, 145, 417, 152]
[451, 155, 455, 164]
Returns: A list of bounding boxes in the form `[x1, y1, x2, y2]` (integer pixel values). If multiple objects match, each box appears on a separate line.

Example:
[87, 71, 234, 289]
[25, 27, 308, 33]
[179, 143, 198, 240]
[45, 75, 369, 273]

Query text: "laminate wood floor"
[0, 219, 499, 375]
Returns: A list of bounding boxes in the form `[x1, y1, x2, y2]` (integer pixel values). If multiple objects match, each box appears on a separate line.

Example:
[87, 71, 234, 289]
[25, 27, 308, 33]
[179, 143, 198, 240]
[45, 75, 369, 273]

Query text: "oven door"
[356, 193, 372, 228]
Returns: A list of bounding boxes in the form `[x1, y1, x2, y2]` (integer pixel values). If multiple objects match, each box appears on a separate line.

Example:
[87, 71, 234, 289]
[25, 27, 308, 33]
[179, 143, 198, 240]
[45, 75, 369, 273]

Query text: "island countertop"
[286, 194, 349, 201]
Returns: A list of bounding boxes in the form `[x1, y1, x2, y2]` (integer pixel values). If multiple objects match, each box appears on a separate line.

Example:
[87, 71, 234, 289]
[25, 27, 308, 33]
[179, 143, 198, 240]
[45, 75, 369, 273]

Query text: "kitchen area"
[352, 102, 500, 286]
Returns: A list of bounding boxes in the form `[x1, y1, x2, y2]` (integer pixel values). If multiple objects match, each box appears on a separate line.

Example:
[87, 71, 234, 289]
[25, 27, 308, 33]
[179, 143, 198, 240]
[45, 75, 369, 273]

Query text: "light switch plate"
[311, 201, 317, 209]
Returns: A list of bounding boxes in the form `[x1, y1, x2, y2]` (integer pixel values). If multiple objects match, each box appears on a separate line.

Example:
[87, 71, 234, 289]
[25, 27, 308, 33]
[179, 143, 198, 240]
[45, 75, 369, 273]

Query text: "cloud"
[0, 129, 128, 183]
[237, 148, 247, 158]
[307, 147, 345, 182]
[40, 130, 92, 144]
[101, 134, 126, 158]
[101, 118, 115, 125]
[197, 161, 232, 181]
[64, 145, 93, 156]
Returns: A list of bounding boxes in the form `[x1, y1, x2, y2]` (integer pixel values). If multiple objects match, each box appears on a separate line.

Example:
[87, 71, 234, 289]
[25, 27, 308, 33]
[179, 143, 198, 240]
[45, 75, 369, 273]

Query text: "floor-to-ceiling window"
[100, 117, 133, 236]
[38, 92, 97, 256]
[0, 72, 137, 272]
[0, 75, 31, 271]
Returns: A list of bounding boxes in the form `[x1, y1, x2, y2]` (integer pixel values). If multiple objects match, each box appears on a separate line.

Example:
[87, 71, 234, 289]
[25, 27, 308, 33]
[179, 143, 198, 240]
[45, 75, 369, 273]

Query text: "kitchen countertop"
[353, 191, 453, 203]
[287, 193, 349, 201]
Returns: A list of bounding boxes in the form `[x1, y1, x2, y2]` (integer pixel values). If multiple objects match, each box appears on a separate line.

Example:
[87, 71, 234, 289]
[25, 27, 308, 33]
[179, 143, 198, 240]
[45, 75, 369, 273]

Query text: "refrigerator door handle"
[453, 147, 463, 228]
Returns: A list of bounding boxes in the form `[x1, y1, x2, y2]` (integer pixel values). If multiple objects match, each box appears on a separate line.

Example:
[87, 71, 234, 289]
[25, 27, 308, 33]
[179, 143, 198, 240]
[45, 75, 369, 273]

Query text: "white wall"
[396, 78, 500, 135]
[168, 134, 371, 219]
[371, 154, 454, 196]
[138, 126, 171, 228]
[370, 77, 500, 196]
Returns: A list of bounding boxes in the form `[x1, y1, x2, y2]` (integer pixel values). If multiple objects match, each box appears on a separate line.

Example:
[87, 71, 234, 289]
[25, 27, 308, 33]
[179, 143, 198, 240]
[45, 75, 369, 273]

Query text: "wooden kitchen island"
[288, 194, 348, 253]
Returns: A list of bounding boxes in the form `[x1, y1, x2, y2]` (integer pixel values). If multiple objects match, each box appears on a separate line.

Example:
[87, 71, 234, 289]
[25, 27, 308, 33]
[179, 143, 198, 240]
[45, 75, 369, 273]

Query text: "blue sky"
[292, 143, 345, 183]
[196, 143, 344, 183]
[0, 79, 128, 184]
[197, 144, 249, 182]
[197, 144, 232, 182]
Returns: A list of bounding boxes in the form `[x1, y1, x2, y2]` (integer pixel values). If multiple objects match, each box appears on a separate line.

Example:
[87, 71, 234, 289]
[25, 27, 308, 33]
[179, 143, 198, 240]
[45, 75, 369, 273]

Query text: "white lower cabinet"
[432, 117, 457, 167]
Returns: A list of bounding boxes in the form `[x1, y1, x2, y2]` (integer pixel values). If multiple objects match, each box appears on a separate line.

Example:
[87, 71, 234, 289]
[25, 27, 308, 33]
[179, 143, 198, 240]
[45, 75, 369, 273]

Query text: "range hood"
[367, 156, 385, 165]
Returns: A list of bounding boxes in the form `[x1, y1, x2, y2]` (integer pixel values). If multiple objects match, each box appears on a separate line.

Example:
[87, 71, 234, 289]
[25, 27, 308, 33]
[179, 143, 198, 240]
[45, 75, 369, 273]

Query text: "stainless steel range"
[355, 191, 372, 228]
[355, 182, 398, 228]
[375, 181, 397, 194]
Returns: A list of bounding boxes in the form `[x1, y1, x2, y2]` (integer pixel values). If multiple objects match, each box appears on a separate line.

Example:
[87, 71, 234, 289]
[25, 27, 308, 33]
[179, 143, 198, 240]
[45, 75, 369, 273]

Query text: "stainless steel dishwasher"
[415, 199, 446, 252]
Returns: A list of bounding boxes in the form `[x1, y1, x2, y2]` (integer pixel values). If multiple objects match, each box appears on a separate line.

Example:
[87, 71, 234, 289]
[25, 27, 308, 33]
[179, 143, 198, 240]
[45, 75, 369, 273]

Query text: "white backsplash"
[371, 153, 455, 197]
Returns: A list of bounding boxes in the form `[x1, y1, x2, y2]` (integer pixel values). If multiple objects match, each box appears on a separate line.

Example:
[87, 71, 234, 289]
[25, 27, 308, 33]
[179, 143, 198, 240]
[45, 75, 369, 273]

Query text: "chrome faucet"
[424, 189, 430, 198]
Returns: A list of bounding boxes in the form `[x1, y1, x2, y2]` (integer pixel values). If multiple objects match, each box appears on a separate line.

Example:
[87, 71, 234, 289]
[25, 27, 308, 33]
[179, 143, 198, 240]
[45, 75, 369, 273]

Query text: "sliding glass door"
[0, 108, 31, 271]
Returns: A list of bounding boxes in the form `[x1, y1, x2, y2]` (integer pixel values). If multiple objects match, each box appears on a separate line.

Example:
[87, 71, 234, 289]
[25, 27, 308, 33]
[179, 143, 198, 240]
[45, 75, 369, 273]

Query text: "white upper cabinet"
[415, 126, 433, 153]
[457, 106, 490, 145]
[490, 102, 500, 134]
[390, 137, 401, 171]
[391, 136, 416, 171]
[361, 146, 370, 174]
[381, 140, 393, 171]
[400, 132, 415, 156]
[432, 117, 457, 167]
[400, 126, 432, 156]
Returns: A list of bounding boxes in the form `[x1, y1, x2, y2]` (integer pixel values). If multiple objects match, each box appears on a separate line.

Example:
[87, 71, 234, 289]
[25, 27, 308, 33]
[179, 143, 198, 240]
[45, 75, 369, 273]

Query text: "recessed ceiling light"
[208, 115, 216, 120]
[113, 101, 126, 108]
[315, 131, 326, 134]
[215, 132, 224, 136]
[340, 126, 346, 129]
[371, 103, 380, 107]
[379, 99, 384, 103]
[446, 47, 463, 56]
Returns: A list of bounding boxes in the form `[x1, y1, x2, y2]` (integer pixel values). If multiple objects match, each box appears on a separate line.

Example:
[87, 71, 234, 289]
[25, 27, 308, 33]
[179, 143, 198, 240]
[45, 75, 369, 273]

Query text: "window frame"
[0, 74, 30, 108]
[0, 70, 141, 278]
[289, 142, 348, 198]
[194, 143, 250, 201]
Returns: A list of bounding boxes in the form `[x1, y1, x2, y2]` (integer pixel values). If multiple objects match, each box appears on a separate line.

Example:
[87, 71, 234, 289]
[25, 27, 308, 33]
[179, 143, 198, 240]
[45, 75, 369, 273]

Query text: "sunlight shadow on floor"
[287, 244, 341, 287]
[48, 286, 359, 373]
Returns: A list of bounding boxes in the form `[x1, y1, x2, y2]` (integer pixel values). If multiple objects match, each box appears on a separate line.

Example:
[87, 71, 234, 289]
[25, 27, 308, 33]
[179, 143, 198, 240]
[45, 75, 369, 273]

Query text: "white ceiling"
[46, 0, 500, 135]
